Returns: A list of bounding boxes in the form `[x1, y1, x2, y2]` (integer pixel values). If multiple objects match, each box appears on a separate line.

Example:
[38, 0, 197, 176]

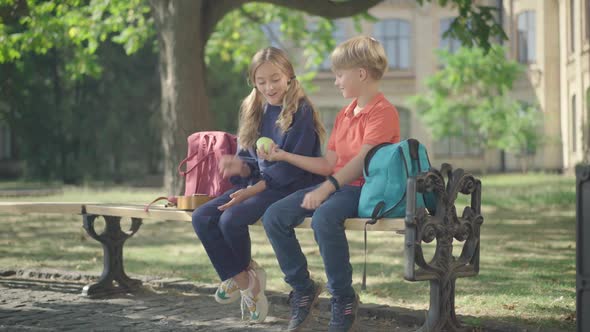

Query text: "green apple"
[256, 136, 275, 154]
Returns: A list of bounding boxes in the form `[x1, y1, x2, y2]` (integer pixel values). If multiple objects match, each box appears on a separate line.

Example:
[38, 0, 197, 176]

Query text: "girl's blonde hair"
[237, 47, 326, 149]
[331, 36, 388, 80]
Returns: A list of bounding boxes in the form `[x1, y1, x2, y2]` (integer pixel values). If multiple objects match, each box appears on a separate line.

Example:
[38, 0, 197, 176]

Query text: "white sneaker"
[240, 265, 268, 323]
[248, 260, 267, 290]
[214, 278, 240, 304]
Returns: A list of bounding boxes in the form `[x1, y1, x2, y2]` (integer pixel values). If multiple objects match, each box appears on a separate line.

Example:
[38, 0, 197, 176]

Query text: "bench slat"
[0, 202, 405, 232]
[0, 202, 85, 215]
[83, 204, 404, 231]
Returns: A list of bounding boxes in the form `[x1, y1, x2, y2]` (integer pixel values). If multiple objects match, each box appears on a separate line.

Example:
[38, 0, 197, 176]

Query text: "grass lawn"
[0, 173, 576, 330]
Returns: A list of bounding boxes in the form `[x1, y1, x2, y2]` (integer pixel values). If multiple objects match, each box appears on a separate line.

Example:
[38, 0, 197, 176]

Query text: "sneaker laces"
[240, 296, 248, 320]
[330, 296, 354, 326]
[240, 269, 257, 320]
[288, 289, 312, 318]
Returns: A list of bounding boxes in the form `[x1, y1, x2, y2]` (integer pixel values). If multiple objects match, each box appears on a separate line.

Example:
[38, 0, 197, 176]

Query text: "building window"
[440, 17, 461, 53]
[571, 0, 577, 51]
[374, 19, 411, 70]
[433, 122, 482, 157]
[263, 21, 283, 49]
[517, 11, 536, 63]
[320, 20, 348, 70]
[434, 137, 482, 158]
[573, 94, 578, 152]
[396, 106, 411, 139]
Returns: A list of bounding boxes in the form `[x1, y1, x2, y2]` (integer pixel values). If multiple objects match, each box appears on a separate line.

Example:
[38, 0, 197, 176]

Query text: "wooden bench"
[0, 165, 483, 331]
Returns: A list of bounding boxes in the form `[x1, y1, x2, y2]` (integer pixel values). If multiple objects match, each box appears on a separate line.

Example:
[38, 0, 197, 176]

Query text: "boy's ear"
[359, 68, 368, 82]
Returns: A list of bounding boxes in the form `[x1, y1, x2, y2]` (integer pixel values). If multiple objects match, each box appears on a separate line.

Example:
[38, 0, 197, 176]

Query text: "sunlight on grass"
[0, 173, 577, 330]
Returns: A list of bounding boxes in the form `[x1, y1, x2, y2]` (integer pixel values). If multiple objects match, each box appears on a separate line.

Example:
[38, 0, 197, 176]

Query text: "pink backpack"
[145, 131, 238, 211]
[178, 131, 238, 197]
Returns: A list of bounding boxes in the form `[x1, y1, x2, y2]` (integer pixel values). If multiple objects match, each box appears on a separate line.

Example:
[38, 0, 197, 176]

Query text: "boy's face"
[333, 68, 363, 99]
[254, 62, 290, 106]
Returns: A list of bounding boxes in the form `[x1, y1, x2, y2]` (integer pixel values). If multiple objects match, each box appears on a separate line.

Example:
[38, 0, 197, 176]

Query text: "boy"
[260, 36, 400, 331]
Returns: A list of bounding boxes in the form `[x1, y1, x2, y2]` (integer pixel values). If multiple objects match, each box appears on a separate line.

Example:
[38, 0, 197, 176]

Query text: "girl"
[191, 47, 325, 323]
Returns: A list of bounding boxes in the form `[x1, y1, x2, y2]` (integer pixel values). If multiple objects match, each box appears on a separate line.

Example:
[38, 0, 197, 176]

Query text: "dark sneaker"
[328, 292, 360, 332]
[286, 280, 323, 331]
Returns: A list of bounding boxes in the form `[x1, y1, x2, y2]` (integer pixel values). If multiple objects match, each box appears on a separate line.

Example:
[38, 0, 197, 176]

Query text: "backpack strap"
[178, 135, 218, 176]
[362, 201, 385, 291]
[407, 138, 422, 170]
[361, 146, 411, 290]
[144, 196, 178, 212]
[177, 151, 214, 176]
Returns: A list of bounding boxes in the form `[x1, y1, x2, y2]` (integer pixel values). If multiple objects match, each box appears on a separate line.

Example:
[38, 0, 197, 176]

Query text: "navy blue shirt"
[232, 100, 324, 192]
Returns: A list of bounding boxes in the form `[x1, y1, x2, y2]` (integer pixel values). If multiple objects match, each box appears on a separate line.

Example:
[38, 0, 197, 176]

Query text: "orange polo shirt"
[327, 92, 400, 186]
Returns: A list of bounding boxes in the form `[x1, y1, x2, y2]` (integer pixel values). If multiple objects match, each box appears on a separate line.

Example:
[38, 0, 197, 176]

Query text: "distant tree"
[409, 45, 542, 172]
[1, 0, 506, 191]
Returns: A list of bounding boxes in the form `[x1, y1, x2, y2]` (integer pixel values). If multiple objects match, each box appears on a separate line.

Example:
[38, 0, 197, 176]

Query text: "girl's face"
[333, 68, 362, 99]
[254, 62, 290, 106]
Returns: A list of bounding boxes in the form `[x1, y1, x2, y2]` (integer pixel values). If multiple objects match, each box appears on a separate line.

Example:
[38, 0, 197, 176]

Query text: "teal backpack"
[359, 138, 436, 219]
[358, 138, 437, 289]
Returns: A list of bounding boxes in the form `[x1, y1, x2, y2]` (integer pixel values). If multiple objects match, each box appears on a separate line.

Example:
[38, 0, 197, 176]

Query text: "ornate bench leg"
[81, 214, 143, 297]
[420, 263, 461, 332]
[405, 166, 483, 332]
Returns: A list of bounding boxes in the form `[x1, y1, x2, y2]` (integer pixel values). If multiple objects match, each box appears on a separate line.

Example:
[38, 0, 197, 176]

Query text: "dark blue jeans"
[262, 184, 361, 297]
[192, 187, 289, 281]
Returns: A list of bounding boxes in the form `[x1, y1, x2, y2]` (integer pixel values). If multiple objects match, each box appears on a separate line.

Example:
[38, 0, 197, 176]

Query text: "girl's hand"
[218, 155, 244, 178]
[258, 143, 286, 162]
[301, 185, 332, 210]
[218, 188, 255, 211]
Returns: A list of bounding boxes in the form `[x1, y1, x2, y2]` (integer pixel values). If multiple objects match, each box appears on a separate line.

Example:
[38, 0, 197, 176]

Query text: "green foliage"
[205, 3, 370, 91]
[409, 45, 542, 160]
[0, 0, 159, 183]
[205, 57, 250, 133]
[0, 41, 161, 183]
[0, 0, 509, 181]
[0, 0, 154, 79]
[418, 0, 507, 51]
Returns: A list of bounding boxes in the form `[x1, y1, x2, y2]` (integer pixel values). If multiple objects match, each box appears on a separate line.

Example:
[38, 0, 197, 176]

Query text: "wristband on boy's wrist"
[326, 175, 340, 191]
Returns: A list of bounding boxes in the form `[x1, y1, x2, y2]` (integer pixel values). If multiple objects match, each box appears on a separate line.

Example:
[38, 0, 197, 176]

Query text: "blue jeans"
[192, 187, 289, 281]
[262, 184, 361, 297]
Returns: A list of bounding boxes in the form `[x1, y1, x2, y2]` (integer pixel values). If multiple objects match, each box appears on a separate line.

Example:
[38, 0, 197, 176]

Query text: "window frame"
[516, 11, 536, 64]
[373, 18, 412, 70]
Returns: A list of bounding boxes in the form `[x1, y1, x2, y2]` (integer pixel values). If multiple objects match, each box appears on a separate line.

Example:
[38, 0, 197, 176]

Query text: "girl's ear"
[287, 75, 297, 85]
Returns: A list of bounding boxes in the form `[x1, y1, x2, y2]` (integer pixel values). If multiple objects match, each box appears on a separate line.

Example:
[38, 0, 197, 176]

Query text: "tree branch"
[238, 8, 288, 50]
[256, 0, 383, 19]
[203, 0, 246, 41]
[202, 0, 383, 42]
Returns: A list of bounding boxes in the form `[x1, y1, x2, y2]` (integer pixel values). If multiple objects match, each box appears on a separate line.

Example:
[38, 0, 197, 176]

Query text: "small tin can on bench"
[176, 194, 212, 210]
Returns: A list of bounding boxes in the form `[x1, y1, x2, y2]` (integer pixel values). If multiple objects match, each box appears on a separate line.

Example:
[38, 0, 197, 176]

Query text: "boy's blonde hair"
[237, 47, 326, 149]
[331, 36, 388, 80]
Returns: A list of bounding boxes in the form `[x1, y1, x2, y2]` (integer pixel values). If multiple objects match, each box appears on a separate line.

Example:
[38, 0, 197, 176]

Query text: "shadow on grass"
[0, 174, 577, 331]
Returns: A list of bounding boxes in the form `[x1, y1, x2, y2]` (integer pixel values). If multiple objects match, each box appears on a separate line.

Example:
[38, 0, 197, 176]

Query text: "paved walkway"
[0, 270, 570, 332]
[0, 275, 415, 332]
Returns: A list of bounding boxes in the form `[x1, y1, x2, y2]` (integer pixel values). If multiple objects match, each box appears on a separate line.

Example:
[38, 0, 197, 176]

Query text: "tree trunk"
[151, 0, 211, 195]
[150, 0, 383, 194]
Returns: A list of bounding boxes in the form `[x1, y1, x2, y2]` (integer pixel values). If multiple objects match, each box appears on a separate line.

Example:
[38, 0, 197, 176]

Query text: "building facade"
[2, 0, 588, 176]
[309, 0, 589, 173]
